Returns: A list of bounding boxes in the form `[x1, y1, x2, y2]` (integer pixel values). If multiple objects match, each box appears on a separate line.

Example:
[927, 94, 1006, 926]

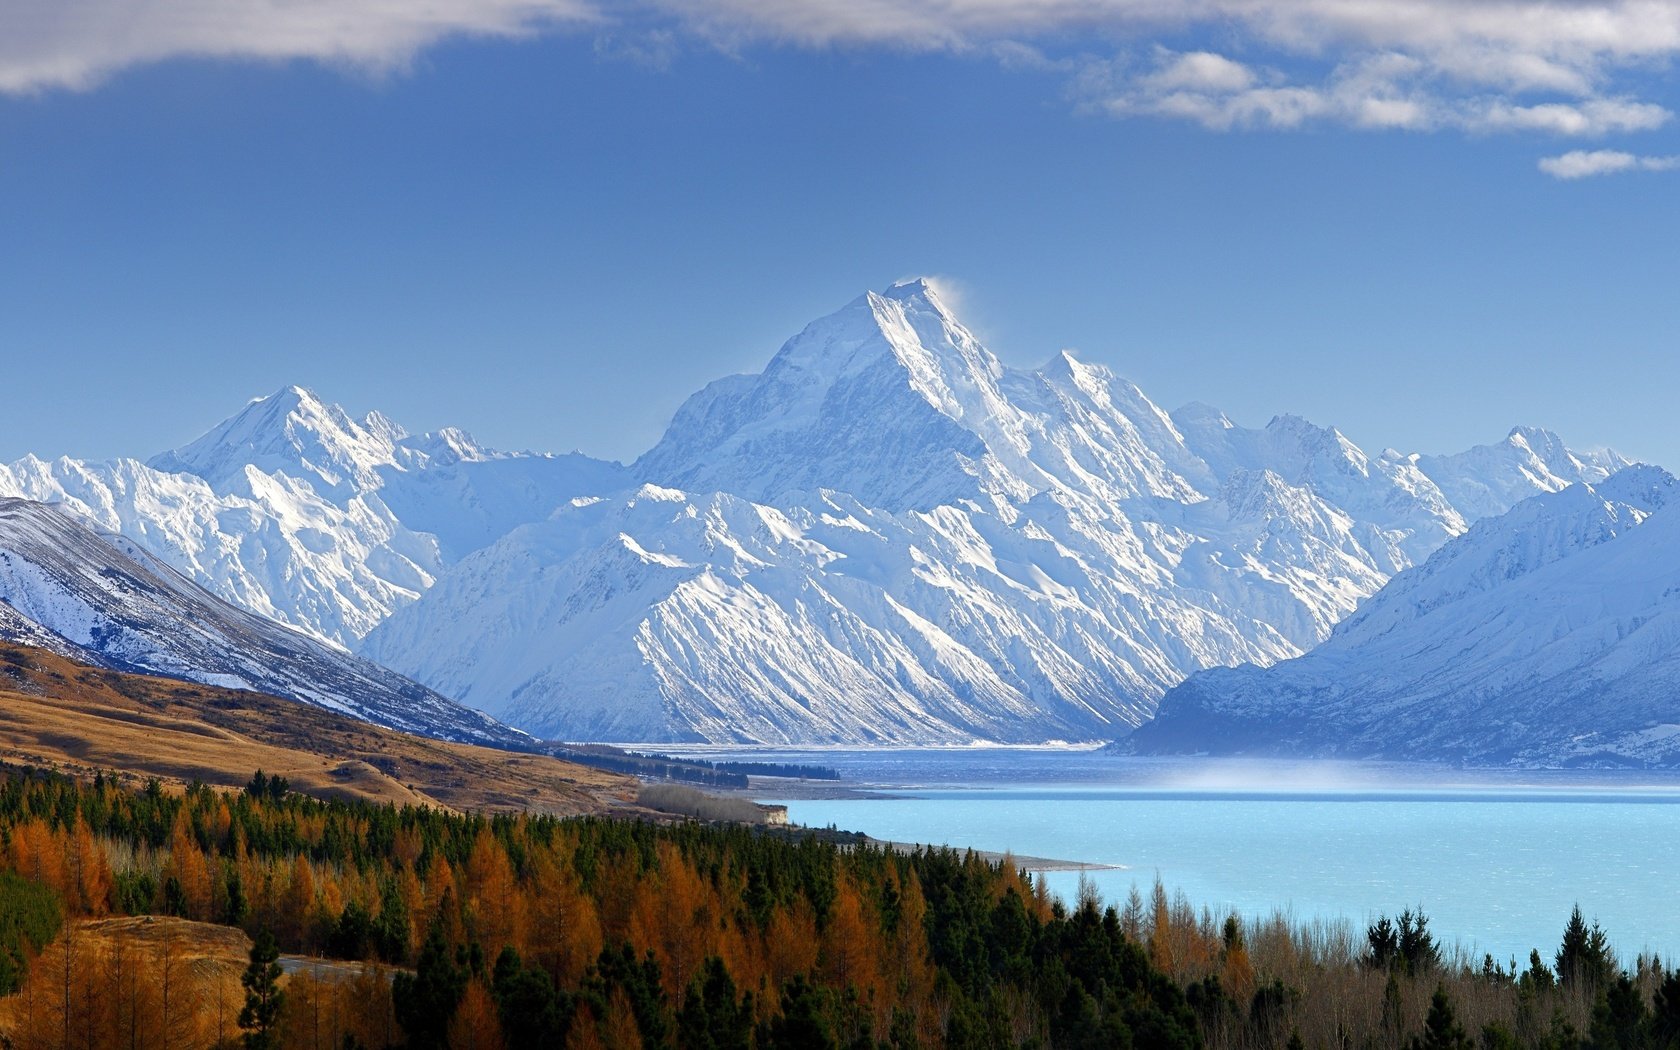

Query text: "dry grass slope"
[0, 642, 636, 814]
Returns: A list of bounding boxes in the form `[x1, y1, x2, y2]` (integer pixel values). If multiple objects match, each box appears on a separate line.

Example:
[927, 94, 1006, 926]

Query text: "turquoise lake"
[700, 748, 1680, 968]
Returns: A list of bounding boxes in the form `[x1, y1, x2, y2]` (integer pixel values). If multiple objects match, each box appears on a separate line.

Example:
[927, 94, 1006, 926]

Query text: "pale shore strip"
[867, 836, 1123, 873]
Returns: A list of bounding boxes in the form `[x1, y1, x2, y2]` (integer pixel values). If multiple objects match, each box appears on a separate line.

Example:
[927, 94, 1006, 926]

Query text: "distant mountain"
[1127, 466, 1680, 766]
[363, 281, 1624, 743]
[0, 282, 1631, 744]
[0, 497, 520, 746]
[1410, 426, 1630, 524]
[0, 387, 626, 647]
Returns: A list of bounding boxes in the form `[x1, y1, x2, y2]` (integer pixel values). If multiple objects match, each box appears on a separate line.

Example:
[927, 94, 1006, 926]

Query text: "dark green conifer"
[392, 923, 466, 1050]
[764, 975, 836, 1050]
[1410, 985, 1472, 1050]
[1588, 975, 1648, 1050]
[677, 957, 752, 1050]
[1558, 906, 1615, 991]
[238, 929, 285, 1050]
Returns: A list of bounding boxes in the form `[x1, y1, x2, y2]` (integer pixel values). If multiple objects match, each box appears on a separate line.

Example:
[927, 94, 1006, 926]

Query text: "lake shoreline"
[726, 750, 1680, 965]
[866, 836, 1124, 873]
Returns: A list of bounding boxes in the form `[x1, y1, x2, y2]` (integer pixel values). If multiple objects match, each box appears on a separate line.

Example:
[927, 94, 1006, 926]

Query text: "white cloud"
[1084, 39, 1675, 137]
[1145, 51, 1256, 94]
[4, 0, 1679, 155]
[1538, 149, 1680, 177]
[0, 0, 597, 93]
[648, 0, 1680, 66]
[1473, 98, 1672, 134]
[651, 0, 1680, 140]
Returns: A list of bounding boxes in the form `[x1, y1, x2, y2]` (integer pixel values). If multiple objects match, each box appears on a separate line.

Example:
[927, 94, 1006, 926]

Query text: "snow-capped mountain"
[1127, 465, 1680, 765]
[0, 281, 1631, 744]
[1409, 426, 1630, 524]
[0, 497, 521, 745]
[363, 280, 1623, 743]
[0, 387, 625, 647]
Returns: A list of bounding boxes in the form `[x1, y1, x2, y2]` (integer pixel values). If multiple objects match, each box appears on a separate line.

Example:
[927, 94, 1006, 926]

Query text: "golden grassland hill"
[0, 641, 635, 814]
[0, 915, 402, 1050]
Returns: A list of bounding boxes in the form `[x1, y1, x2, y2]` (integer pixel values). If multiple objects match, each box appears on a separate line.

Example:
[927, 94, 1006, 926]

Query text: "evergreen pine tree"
[393, 923, 467, 1050]
[1588, 975, 1648, 1050]
[1557, 906, 1615, 991]
[1398, 910, 1442, 975]
[764, 975, 836, 1050]
[678, 957, 753, 1050]
[1367, 916, 1400, 970]
[1651, 966, 1680, 1047]
[491, 947, 570, 1049]
[1520, 949, 1556, 994]
[1410, 985, 1472, 1050]
[238, 929, 285, 1050]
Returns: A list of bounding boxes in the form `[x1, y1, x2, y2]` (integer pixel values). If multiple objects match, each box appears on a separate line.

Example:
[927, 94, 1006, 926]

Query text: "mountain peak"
[1591, 463, 1677, 514]
[1506, 424, 1565, 453]
[869, 277, 971, 334]
[274, 383, 322, 405]
[1043, 347, 1095, 377]
[148, 385, 401, 496]
[880, 276, 941, 302]
[635, 281, 1018, 510]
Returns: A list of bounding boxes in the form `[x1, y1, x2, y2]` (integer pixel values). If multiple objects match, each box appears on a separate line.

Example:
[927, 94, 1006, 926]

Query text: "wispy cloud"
[0, 0, 597, 93]
[5, 0, 1680, 159]
[1539, 149, 1680, 178]
[593, 29, 682, 71]
[653, 0, 1680, 139]
[1086, 48, 1672, 135]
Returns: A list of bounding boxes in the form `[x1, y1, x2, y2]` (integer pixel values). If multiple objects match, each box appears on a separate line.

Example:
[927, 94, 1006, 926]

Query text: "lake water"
[684, 748, 1680, 967]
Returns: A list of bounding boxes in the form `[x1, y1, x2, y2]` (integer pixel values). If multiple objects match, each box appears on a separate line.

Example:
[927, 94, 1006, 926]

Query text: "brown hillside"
[0, 916, 402, 1048]
[0, 641, 635, 813]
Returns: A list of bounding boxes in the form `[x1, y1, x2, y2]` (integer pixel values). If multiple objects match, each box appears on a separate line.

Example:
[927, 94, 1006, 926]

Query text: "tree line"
[1, 762, 1678, 1048]
[0, 765, 1196, 1048]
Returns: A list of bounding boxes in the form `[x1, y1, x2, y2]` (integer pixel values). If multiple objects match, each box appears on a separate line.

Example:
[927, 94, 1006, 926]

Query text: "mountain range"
[0, 280, 1632, 745]
[1129, 465, 1680, 766]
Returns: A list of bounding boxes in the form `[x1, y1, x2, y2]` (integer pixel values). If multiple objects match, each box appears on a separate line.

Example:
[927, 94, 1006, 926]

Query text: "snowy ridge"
[0, 497, 522, 745]
[1128, 466, 1680, 765]
[1407, 426, 1630, 524]
[0, 387, 627, 647]
[364, 281, 1624, 743]
[0, 282, 1630, 745]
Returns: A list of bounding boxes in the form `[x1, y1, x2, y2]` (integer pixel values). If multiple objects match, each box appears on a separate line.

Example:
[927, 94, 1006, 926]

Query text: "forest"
[0, 762, 1675, 1050]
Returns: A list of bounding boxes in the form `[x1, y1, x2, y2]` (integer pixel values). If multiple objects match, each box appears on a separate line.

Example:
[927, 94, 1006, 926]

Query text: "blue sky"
[3, 1, 1679, 468]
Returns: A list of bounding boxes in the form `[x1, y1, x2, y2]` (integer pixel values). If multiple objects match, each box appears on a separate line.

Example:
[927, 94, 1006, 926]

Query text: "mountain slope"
[365, 281, 1624, 744]
[363, 485, 1195, 743]
[0, 640, 632, 813]
[1128, 466, 1680, 765]
[0, 497, 520, 746]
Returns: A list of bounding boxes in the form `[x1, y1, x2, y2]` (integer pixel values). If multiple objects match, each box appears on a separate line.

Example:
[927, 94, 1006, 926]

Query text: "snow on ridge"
[366, 281, 1629, 744]
[0, 280, 1637, 746]
[1130, 464, 1680, 765]
[0, 497, 519, 746]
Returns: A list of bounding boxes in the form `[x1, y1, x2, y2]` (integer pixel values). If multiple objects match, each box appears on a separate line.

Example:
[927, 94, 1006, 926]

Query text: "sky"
[2, 1, 1679, 469]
